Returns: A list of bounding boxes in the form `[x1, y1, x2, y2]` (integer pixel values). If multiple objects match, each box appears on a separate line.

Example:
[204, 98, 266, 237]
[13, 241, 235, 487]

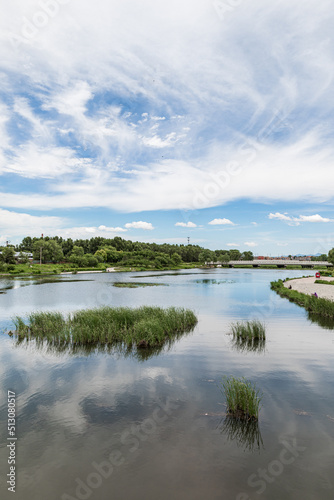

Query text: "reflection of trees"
[231, 336, 266, 354]
[220, 415, 264, 453]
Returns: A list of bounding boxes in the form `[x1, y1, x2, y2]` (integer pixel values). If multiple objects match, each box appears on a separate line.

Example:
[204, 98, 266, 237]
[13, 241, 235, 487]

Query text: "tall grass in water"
[12, 306, 197, 349]
[221, 376, 262, 421]
[230, 320, 266, 341]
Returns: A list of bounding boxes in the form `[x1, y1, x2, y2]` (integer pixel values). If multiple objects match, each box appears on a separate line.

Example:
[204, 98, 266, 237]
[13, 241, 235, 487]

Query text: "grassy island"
[11, 306, 198, 349]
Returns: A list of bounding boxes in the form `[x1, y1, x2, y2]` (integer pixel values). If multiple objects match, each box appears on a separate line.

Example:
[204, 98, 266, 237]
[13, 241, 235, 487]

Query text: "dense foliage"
[0, 235, 254, 270]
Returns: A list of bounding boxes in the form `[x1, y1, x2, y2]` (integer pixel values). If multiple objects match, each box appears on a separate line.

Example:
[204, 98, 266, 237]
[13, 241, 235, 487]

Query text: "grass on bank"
[220, 376, 262, 421]
[12, 306, 198, 348]
[271, 279, 334, 318]
[315, 279, 334, 285]
[230, 320, 266, 341]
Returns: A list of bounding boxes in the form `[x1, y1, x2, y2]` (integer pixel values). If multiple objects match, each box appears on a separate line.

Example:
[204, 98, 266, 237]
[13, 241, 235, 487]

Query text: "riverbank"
[284, 276, 334, 300]
[271, 278, 334, 319]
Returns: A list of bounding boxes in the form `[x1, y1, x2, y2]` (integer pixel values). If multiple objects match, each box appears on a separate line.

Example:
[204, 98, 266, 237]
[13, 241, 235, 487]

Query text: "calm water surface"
[0, 269, 333, 500]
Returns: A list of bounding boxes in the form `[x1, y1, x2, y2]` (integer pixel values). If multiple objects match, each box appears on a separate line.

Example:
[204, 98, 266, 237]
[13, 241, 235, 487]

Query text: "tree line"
[0, 235, 255, 269]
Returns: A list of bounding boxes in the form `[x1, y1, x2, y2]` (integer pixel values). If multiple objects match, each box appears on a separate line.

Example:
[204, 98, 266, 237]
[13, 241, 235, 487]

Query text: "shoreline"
[284, 276, 334, 301]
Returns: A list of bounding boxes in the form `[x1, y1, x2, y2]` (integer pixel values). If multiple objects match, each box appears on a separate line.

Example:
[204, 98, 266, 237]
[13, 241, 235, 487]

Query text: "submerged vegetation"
[220, 376, 262, 421]
[11, 306, 198, 349]
[271, 279, 334, 318]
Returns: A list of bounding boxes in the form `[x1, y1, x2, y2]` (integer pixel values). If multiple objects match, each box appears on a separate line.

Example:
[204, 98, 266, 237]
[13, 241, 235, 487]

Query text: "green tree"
[241, 251, 254, 261]
[328, 249, 334, 265]
[171, 252, 182, 266]
[33, 239, 63, 263]
[199, 250, 215, 263]
[94, 249, 108, 263]
[17, 252, 30, 264]
[1, 247, 16, 264]
[229, 249, 241, 261]
[68, 246, 85, 267]
[83, 254, 98, 267]
[218, 253, 230, 264]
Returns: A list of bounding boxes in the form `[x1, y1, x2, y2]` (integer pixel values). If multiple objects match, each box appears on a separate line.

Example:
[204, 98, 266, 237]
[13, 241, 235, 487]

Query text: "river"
[0, 268, 333, 500]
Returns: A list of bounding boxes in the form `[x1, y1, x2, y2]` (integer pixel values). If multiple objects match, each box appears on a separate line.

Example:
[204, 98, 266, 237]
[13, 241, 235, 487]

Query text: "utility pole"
[187, 237, 190, 245]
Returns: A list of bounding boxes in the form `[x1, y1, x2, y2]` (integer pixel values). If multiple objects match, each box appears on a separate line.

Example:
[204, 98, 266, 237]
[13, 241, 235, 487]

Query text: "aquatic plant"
[220, 376, 262, 420]
[230, 320, 266, 341]
[11, 306, 198, 349]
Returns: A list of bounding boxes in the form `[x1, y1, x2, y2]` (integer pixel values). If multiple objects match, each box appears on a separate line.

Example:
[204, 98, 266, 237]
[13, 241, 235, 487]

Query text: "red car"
[315, 272, 321, 278]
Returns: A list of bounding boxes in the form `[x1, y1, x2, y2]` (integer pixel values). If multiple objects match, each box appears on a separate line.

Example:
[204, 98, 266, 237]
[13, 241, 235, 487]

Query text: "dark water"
[0, 269, 333, 500]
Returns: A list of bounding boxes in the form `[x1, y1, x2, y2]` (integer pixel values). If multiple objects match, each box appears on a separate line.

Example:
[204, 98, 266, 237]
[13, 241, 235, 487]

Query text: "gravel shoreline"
[284, 276, 334, 301]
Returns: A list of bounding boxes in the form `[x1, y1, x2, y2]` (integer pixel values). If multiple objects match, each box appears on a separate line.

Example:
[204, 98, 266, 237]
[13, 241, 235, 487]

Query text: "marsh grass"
[112, 282, 167, 288]
[271, 279, 334, 318]
[230, 320, 266, 341]
[11, 306, 197, 349]
[220, 376, 262, 420]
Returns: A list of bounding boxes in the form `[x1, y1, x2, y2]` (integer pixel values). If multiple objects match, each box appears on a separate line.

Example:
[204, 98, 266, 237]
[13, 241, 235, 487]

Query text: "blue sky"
[1, 0, 334, 254]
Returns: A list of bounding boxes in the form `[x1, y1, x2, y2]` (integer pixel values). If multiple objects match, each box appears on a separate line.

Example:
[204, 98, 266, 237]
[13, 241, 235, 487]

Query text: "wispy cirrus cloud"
[1, 0, 334, 251]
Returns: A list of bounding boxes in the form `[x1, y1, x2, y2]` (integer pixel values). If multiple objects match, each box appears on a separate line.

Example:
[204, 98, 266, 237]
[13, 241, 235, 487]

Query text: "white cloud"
[175, 222, 197, 228]
[1, 0, 334, 220]
[0, 208, 63, 238]
[297, 214, 331, 223]
[98, 225, 127, 232]
[124, 221, 154, 230]
[269, 212, 332, 223]
[227, 243, 240, 247]
[208, 218, 235, 225]
[251, 222, 258, 226]
[269, 212, 292, 221]
[4, 144, 90, 178]
[244, 241, 258, 247]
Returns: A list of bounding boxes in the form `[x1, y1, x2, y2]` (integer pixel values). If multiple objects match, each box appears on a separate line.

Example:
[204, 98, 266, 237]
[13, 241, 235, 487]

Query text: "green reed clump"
[221, 376, 262, 420]
[11, 306, 198, 348]
[14, 312, 69, 342]
[230, 320, 266, 341]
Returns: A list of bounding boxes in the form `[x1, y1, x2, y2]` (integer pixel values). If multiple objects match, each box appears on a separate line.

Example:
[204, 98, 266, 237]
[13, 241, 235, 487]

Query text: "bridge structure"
[208, 260, 333, 269]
